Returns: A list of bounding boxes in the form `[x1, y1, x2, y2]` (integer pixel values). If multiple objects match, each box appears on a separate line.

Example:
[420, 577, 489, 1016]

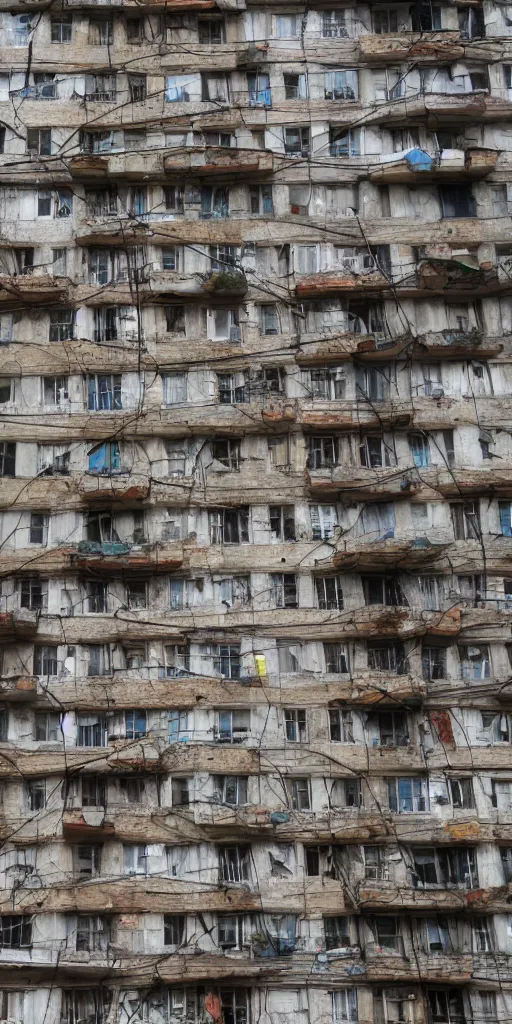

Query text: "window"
[368, 641, 406, 673]
[124, 844, 148, 875]
[472, 918, 493, 952]
[363, 577, 407, 607]
[387, 777, 428, 812]
[330, 127, 361, 157]
[51, 14, 72, 41]
[214, 645, 241, 680]
[332, 990, 358, 1023]
[364, 846, 387, 881]
[43, 376, 68, 408]
[269, 505, 296, 541]
[87, 374, 122, 412]
[374, 9, 398, 32]
[198, 18, 225, 43]
[87, 645, 111, 677]
[29, 511, 48, 545]
[126, 582, 147, 610]
[422, 645, 446, 680]
[284, 126, 311, 157]
[76, 915, 107, 952]
[168, 710, 191, 742]
[275, 14, 298, 36]
[459, 644, 490, 680]
[0, 442, 15, 477]
[439, 185, 475, 218]
[210, 245, 238, 271]
[88, 17, 113, 44]
[316, 576, 343, 610]
[164, 915, 186, 946]
[303, 366, 346, 401]
[284, 73, 307, 100]
[85, 73, 117, 101]
[284, 709, 306, 742]
[260, 304, 280, 335]
[214, 776, 248, 806]
[125, 709, 147, 739]
[372, 916, 401, 953]
[322, 10, 348, 36]
[450, 502, 480, 540]
[27, 129, 51, 156]
[271, 573, 298, 608]
[217, 373, 248, 405]
[356, 364, 393, 401]
[48, 309, 74, 343]
[165, 305, 185, 333]
[88, 442, 121, 475]
[310, 504, 338, 540]
[217, 709, 250, 743]
[248, 72, 271, 106]
[0, 709, 7, 743]
[325, 70, 358, 100]
[87, 582, 107, 614]
[27, 779, 46, 811]
[20, 577, 47, 611]
[128, 74, 146, 102]
[420, 577, 443, 611]
[219, 845, 250, 882]
[73, 845, 101, 880]
[250, 185, 273, 215]
[329, 709, 355, 743]
[372, 711, 409, 747]
[307, 435, 337, 470]
[34, 645, 58, 676]
[81, 776, 106, 808]
[209, 507, 249, 544]
[286, 777, 311, 810]
[35, 712, 60, 742]
[211, 438, 241, 470]
[499, 501, 512, 537]
[324, 917, 352, 950]
[126, 17, 143, 41]
[172, 777, 190, 806]
[0, 916, 31, 949]
[324, 643, 349, 673]
[501, 848, 512, 882]
[78, 715, 107, 747]
[428, 990, 465, 1024]
[449, 777, 475, 809]
[218, 914, 247, 949]
[86, 512, 119, 544]
[200, 185, 229, 219]
[331, 779, 361, 810]
[409, 433, 430, 468]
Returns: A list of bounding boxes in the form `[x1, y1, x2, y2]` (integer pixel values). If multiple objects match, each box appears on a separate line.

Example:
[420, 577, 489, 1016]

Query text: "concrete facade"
[0, 0, 512, 1021]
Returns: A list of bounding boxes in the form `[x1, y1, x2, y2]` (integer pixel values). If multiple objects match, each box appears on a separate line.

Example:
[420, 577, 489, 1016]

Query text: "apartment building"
[0, 0, 512, 1020]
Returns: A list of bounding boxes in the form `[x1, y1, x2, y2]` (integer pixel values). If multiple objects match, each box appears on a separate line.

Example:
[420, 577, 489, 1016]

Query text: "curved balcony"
[165, 146, 274, 177]
[0, 609, 38, 640]
[368, 147, 498, 184]
[72, 540, 184, 575]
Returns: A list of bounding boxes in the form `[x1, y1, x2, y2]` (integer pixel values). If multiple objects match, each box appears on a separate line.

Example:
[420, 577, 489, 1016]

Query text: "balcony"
[0, 609, 38, 640]
[296, 266, 388, 299]
[368, 147, 498, 184]
[359, 31, 469, 63]
[0, 272, 67, 305]
[399, 258, 505, 300]
[77, 479, 150, 506]
[356, 331, 502, 361]
[0, 675, 37, 702]
[72, 540, 184, 575]
[332, 536, 452, 570]
[164, 146, 273, 177]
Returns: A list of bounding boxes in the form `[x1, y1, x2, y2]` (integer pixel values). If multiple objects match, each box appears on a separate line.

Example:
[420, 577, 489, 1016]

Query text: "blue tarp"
[404, 148, 434, 172]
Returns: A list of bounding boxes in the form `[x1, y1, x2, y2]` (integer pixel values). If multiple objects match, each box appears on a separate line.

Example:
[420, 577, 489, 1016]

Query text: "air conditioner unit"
[431, 386, 445, 398]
